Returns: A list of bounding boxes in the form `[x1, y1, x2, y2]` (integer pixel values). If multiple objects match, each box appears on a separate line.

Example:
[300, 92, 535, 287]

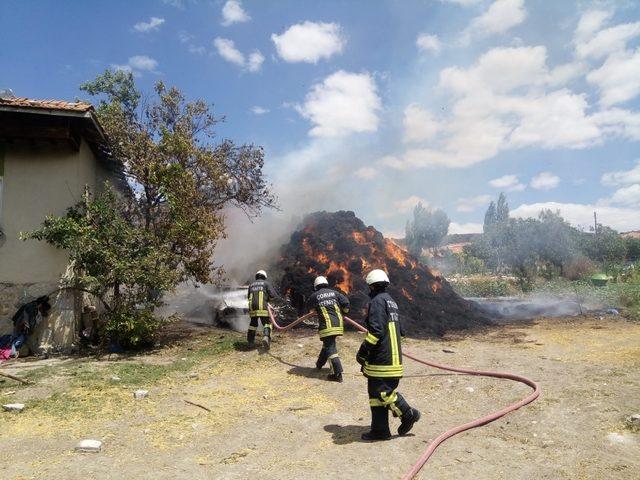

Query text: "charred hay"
[272, 211, 491, 337]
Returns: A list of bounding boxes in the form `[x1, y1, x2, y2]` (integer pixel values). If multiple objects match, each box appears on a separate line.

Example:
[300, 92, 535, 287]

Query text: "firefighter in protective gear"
[247, 270, 278, 349]
[356, 269, 421, 440]
[306, 276, 350, 382]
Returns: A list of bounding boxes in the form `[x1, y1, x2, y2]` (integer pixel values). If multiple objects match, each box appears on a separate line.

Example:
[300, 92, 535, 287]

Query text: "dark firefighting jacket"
[358, 291, 403, 378]
[306, 287, 350, 338]
[247, 280, 277, 317]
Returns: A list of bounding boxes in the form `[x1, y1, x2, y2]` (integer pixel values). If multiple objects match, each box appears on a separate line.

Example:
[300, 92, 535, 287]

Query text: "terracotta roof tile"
[0, 97, 93, 113]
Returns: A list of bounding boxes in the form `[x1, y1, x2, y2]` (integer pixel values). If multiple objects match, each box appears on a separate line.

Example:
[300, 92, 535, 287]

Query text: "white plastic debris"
[110, 376, 121, 381]
[75, 439, 102, 453]
[2, 403, 25, 412]
[133, 389, 149, 399]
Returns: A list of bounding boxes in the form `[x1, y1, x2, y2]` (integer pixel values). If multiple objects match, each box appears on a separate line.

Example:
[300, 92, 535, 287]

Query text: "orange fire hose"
[267, 304, 540, 479]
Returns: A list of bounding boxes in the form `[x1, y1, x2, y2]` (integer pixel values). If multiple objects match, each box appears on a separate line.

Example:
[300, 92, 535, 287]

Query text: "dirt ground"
[1, 315, 639, 480]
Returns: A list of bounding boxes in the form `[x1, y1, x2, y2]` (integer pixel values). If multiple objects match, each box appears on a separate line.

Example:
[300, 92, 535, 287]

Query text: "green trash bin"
[591, 273, 609, 287]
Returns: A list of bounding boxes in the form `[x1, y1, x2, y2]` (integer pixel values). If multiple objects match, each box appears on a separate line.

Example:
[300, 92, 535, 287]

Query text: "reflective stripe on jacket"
[306, 287, 350, 338]
[248, 280, 277, 317]
[362, 292, 403, 378]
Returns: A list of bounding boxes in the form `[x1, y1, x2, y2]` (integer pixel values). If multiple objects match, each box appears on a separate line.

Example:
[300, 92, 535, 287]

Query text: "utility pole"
[593, 211, 598, 235]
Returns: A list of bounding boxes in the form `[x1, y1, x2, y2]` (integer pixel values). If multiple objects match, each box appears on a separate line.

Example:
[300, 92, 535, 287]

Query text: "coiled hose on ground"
[267, 304, 540, 480]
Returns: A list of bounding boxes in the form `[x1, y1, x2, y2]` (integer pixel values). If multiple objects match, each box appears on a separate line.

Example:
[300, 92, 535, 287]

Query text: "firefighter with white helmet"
[306, 275, 350, 382]
[247, 270, 278, 349]
[356, 269, 421, 440]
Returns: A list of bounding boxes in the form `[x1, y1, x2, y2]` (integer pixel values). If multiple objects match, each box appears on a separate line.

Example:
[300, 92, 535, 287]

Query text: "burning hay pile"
[273, 211, 491, 337]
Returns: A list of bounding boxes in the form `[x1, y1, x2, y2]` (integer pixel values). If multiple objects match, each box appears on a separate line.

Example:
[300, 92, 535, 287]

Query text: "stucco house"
[0, 95, 123, 352]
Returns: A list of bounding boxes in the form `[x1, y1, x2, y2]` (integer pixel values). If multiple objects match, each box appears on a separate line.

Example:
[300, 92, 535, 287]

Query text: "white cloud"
[247, 51, 264, 72]
[593, 108, 640, 141]
[355, 166, 378, 180]
[295, 70, 381, 137]
[128, 55, 158, 71]
[609, 184, 640, 207]
[402, 104, 439, 143]
[587, 48, 640, 107]
[575, 18, 640, 60]
[449, 222, 483, 234]
[530, 172, 560, 190]
[188, 45, 206, 55]
[271, 21, 345, 64]
[221, 0, 250, 26]
[112, 55, 158, 76]
[251, 106, 269, 115]
[601, 160, 640, 186]
[511, 201, 640, 232]
[416, 33, 441, 54]
[461, 0, 527, 44]
[547, 61, 587, 87]
[456, 194, 492, 212]
[574, 10, 613, 44]
[384, 43, 619, 171]
[440, 45, 548, 94]
[214, 38, 245, 66]
[213, 38, 263, 72]
[394, 196, 429, 214]
[133, 17, 165, 33]
[489, 174, 526, 191]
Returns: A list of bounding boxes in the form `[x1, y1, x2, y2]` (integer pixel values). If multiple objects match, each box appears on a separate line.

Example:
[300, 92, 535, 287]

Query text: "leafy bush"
[450, 276, 519, 298]
[562, 255, 596, 280]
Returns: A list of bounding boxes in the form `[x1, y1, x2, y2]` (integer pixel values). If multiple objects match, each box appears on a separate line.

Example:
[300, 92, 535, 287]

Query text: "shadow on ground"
[324, 424, 369, 445]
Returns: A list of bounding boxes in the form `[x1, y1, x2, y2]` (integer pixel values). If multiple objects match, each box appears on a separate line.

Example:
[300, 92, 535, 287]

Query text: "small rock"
[2, 403, 25, 412]
[625, 414, 640, 431]
[442, 349, 455, 354]
[110, 376, 121, 382]
[297, 344, 303, 348]
[606, 308, 619, 315]
[607, 432, 629, 444]
[263, 394, 269, 400]
[75, 439, 102, 453]
[181, 357, 187, 361]
[189, 373, 199, 379]
[133, 390, 149, 399]
[465, 387, 475, 393]
[447, 379, 454, 384]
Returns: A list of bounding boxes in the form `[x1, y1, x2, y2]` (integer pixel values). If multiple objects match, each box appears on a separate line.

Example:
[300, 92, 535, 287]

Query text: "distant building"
[0, 96, 124, 352]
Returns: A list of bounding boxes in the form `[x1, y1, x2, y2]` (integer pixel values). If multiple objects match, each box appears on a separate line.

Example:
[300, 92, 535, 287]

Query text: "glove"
[356, 342, 369, 366]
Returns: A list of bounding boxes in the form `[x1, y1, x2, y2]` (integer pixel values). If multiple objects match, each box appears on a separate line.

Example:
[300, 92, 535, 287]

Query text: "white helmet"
[365, 269, 390, 286]
[314, 276, 329, 289]
[256, 270, 267, 279]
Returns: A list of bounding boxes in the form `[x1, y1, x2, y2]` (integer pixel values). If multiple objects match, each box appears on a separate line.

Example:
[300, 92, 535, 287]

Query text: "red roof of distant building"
[0, 96, 93, 113]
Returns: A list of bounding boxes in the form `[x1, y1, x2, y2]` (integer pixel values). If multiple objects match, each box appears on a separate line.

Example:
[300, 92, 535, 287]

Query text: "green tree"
[79, 70, 276, 283]
[483, 200, 497, 234]
[580, 224, 627, 272]
[24, 187, 179, 347]
[26, 70, 276, 346]
[496, 193, 509, 224]
[405, 203, 450, 258]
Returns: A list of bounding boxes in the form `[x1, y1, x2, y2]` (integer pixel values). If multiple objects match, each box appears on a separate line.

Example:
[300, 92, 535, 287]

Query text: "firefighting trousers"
[316, 335, 343, 375]
[247, 316, 272, 344]
[367, 377, 412, 435]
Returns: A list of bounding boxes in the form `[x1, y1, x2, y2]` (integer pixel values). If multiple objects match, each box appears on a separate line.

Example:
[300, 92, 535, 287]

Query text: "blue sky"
[2, 0, 640, 238]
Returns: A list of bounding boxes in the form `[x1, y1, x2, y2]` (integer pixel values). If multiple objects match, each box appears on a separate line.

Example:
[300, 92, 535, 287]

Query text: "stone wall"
[0, 282, 79, 354]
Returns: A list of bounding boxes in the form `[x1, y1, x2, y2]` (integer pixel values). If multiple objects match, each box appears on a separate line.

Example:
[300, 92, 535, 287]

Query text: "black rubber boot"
[262, 334, 270, 350]
[398, 408, 421, 436]
[363, 406, 391, 441]
[327, 373, 343, 383]
[247, 329, 256, 347]
[361, 430, 391, 441]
